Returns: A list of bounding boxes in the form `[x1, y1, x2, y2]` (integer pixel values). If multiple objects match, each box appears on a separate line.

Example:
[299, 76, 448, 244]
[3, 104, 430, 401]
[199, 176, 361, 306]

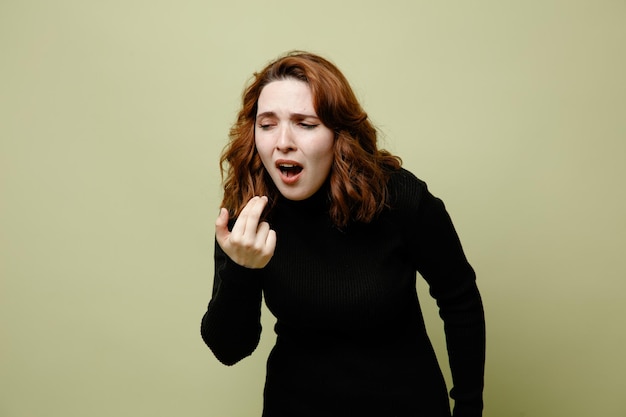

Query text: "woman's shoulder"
[387, 167, 429, 207]
[389, 167, 426, 184]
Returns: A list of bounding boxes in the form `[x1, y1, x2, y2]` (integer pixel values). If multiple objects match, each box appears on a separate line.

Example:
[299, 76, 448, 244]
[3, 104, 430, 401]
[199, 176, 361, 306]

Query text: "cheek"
[316, 134, 335, 165]
[308, 140, 334, 179]
[255, 136, 272, 163]
[320, 145, 334, 166]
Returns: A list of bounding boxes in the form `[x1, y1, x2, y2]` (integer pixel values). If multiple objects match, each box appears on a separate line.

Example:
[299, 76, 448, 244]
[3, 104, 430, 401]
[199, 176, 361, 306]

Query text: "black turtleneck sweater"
[201, 168, 485, 417]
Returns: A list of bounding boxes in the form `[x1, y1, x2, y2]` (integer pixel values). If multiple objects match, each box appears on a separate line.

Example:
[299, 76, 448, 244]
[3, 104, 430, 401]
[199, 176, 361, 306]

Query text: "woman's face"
[255, 79, 335, 201]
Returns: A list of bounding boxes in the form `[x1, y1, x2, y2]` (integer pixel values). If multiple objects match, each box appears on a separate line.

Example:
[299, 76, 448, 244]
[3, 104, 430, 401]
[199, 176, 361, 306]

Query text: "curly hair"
[220, 51, 402, 228]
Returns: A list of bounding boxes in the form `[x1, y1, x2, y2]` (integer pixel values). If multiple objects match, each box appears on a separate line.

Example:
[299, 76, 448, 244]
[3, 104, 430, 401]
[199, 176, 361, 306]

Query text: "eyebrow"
[256, 111, 320, 120]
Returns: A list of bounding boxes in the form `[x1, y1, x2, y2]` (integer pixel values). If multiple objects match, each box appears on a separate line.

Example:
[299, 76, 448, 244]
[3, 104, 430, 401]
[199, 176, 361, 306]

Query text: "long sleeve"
[200, 238, 264, 366]
[411, 186, 486, 417]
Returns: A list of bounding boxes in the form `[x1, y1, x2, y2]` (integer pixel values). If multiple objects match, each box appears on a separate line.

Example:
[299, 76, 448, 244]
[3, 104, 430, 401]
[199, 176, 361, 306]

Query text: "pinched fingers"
[249, 220, 276, 264]
[231, 196, 267, 244]
[217, 196, 276, 269]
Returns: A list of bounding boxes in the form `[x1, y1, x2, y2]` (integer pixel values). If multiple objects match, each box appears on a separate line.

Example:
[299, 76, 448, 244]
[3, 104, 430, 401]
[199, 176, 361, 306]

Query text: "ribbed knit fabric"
[201, 168, 485, 417]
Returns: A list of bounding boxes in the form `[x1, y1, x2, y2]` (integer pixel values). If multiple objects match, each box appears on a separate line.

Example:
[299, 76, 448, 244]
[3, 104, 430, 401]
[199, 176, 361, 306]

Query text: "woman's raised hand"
[215, 196, 277, 269]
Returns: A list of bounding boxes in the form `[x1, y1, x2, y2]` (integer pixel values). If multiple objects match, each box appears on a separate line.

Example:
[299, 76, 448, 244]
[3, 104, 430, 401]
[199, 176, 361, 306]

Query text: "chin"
[281, 192, 308, 201]
[278, 188, 313, 201]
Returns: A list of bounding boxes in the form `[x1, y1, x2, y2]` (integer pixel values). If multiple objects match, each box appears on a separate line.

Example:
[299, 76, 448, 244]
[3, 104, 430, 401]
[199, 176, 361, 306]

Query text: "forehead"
[257, 79, 315, 114]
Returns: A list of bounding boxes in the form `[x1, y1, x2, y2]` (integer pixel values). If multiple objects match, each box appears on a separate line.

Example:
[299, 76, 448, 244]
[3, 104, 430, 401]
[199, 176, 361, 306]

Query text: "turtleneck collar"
[273, 180, 331, 216]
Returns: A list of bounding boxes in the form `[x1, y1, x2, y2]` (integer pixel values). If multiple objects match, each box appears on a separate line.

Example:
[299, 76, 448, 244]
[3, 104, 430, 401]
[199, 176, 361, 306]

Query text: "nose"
[276, 125, 296, 152]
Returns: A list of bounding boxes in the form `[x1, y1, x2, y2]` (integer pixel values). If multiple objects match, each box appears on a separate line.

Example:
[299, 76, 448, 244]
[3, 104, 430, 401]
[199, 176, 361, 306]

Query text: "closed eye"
[299, 122, 319, 129]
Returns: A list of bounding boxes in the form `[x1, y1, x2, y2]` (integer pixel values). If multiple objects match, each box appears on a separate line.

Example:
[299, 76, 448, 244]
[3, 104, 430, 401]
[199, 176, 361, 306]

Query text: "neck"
[273, 182, 330, 216]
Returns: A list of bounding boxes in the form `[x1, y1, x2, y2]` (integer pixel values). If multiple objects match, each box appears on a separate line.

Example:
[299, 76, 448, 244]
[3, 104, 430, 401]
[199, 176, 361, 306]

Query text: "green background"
[1, 1, 625, 416]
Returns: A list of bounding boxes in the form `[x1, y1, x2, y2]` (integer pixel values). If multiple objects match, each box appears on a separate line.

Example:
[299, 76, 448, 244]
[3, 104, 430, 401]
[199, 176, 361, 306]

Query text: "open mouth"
[277, 163, 303, 178]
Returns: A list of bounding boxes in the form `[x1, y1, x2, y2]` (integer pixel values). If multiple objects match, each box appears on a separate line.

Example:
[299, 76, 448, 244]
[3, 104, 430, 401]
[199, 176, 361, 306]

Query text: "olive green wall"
[1, 1, 624, 416]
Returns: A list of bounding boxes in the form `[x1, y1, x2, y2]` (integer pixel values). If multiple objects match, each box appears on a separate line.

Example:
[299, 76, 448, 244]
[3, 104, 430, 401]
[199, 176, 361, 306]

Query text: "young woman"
[201, 51, 485, 417]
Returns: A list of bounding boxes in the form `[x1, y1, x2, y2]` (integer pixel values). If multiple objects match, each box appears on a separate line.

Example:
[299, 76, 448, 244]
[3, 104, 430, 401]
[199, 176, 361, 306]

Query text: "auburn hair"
[220, 51, 402, 228]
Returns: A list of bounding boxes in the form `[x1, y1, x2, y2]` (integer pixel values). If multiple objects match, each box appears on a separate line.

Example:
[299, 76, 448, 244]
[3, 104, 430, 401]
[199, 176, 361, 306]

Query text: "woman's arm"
[200, 240, 264, 365]
[412, 186, 486, 417]
[201, 196, 275, 365]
